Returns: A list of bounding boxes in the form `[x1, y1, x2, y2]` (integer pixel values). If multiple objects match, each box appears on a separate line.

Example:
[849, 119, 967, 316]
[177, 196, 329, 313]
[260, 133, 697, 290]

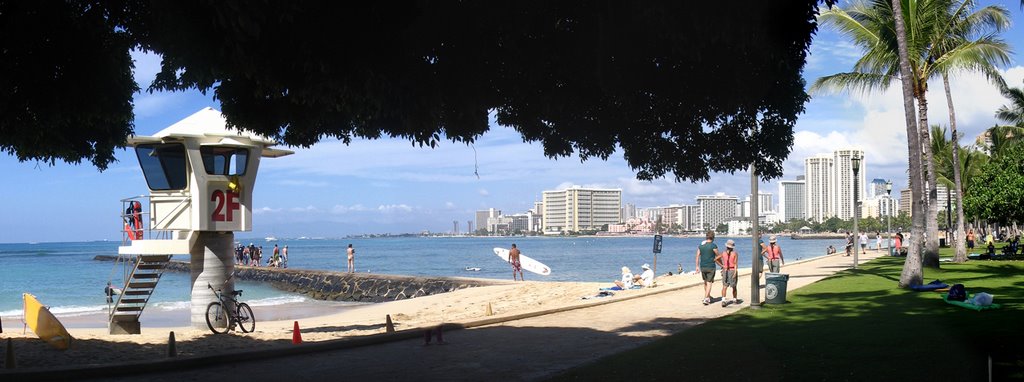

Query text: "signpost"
[652, 235, 662, 286]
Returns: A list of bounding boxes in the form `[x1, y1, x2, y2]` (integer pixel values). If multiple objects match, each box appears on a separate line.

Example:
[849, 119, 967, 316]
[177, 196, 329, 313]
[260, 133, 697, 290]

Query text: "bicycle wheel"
[236, 303, 255, 333]
[205, 301, 229, 334]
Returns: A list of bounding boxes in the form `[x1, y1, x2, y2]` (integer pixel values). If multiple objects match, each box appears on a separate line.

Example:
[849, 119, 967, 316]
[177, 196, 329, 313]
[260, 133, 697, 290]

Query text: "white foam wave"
[0, 308, 24, 317]
[245, 295, 307, 307]
[49, 304, 107, 317]
[151, 300, 191, 312]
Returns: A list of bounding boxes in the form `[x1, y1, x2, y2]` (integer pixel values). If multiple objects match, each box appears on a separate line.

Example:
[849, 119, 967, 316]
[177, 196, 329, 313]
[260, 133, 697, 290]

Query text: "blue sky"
[4, 3, 1024, 243]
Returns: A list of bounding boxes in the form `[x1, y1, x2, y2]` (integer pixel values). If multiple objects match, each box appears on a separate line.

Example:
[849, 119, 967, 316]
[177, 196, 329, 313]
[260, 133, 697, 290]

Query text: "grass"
[551, 247, 1024, 381]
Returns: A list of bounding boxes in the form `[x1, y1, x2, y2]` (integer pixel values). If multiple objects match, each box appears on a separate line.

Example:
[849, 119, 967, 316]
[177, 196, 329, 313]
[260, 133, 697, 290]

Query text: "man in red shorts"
[509, 243, 524, 281]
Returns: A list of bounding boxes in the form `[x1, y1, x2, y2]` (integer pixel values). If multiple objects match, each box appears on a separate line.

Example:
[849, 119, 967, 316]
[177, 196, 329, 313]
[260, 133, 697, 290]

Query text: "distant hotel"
[779, 148, 900, 224]
[542, 186, 621, 234]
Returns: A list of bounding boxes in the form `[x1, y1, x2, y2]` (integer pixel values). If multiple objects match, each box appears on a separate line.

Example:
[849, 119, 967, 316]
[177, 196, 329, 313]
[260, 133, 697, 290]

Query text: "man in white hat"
[635, 263, 655, 287]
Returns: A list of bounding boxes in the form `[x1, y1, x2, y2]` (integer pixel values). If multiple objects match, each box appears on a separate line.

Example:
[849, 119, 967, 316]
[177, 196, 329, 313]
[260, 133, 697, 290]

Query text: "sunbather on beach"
[636, 263, 654, 287]
[613, 266, 634, 290]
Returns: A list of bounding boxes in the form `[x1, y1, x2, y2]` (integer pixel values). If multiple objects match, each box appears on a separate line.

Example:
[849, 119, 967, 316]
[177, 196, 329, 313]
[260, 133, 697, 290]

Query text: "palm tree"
[813, 0, 1010, 273]
[995, 83, 1024, 126]
[935, 1, 1011, 263]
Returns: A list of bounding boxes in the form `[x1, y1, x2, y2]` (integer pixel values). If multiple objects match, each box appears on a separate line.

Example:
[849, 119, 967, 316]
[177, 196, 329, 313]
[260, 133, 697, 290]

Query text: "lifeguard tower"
[109, 107, 292, 334]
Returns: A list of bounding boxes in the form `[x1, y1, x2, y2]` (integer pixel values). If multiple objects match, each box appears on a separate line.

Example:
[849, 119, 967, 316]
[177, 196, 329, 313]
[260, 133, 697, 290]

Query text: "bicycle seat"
[231, 290, 243, 296]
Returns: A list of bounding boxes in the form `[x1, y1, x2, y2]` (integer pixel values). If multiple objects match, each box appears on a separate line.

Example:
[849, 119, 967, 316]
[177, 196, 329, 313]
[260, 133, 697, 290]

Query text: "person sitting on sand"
[827, 245, 836, 255]
[635, 263, 654, 287]
[613, 266, 634, 290]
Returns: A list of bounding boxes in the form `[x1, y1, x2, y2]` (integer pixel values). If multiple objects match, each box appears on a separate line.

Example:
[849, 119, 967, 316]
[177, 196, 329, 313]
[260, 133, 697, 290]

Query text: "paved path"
[93, 250, 885, 382]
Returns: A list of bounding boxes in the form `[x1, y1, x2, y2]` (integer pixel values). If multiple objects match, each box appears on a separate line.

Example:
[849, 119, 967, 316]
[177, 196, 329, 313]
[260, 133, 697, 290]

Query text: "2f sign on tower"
[210, 190, 240, 222]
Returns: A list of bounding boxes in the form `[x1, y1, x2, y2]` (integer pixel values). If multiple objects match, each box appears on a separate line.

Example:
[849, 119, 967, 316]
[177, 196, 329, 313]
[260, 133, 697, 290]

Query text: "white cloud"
[252, 206, 280, 215]
[331, 204, 369, 214]
[478, 188, 490, 196]
[378, 204, 413, 213]
[444, 201, 456, 209]
[288, 205, 318, 212]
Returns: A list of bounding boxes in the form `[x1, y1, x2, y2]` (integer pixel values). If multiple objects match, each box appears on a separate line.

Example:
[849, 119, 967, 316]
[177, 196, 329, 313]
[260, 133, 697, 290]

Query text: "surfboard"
[493, 247, 552, 276]
[23, 293, 73, 350]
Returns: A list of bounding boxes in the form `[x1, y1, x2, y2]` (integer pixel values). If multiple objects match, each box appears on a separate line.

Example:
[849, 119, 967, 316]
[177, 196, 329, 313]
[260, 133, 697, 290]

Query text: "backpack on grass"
[948, 284, 966, 301]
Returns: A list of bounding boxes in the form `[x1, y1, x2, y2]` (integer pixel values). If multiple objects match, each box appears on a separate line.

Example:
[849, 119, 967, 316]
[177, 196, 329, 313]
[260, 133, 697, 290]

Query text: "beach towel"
[942, 293, 1002, 311]
[909, 280, 949, 292]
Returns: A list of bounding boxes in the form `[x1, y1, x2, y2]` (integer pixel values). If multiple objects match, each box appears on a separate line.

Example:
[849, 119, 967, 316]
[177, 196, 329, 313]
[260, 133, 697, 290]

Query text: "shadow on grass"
[552, 256, 1024, 381]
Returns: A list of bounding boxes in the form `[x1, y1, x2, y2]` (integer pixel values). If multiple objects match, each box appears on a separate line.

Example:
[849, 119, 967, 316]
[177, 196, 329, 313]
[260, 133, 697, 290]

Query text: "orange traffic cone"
[292, 321, 303, 344]
[385, 315, 395, 333]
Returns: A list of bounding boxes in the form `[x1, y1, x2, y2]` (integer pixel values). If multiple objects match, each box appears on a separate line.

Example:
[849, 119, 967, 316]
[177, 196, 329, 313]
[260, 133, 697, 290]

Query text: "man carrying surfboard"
[509, 243, 524, 281]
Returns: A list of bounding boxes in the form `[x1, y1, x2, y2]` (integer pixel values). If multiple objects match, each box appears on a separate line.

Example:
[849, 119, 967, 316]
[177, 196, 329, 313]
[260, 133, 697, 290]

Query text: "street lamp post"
[852, 153, 861, 269]
[886, 180, 893, 255]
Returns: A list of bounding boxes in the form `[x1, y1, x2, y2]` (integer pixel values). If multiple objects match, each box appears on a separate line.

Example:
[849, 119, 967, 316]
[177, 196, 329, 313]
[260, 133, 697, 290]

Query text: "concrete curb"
[2, 252, 858, 380]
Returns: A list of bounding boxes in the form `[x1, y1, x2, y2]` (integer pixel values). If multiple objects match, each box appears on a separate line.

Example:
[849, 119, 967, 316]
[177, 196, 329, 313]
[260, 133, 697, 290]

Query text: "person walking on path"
[695, 231, 719, 305]
[875, 231, 882, 250]
[763, 236, 784, 273]
[844, 232, 853, 256]
[509, 243, 524, 281]
[346, 244, 355, 273]
[718, 239, 742, 307]
[859, 232, 868, 255]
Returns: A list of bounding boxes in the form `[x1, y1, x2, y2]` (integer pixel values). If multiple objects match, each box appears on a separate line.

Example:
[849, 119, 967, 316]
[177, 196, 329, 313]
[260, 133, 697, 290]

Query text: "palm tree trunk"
[917, 83, 941, 269]
[944, 74, 968, 263]
[892, 0, 924, 287]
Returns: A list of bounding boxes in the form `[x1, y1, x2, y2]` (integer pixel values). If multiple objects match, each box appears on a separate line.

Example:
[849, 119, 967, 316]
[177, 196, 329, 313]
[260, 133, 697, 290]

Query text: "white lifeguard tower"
[110, 107, 292, 334]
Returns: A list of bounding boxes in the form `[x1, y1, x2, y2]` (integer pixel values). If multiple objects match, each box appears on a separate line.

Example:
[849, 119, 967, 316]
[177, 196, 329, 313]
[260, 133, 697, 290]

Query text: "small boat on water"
[265, 236, 278, 242]
[464, 267, 481, 272]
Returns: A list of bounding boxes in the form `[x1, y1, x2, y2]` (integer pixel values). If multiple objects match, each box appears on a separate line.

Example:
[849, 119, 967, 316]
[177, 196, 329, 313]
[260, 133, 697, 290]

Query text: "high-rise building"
[804, 155, 834, 222]
[542, 186, 622, 234]
[475, 208, 501, 234]
[868, 178, 887, 199]
[621, 203, 637, 220]
[696, 193, 739, 231]
[778, 179, 806, 222]
[833, 149, 866, 220]
[899, 188, 912, 216]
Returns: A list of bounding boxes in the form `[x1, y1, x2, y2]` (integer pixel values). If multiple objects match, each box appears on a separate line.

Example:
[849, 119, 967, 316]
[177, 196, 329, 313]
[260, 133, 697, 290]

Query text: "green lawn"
[552, 248, 1024, 381]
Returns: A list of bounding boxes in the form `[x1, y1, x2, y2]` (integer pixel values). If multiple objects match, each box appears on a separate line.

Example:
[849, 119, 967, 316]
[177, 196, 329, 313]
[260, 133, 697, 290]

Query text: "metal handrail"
[119, 194, 192, 244]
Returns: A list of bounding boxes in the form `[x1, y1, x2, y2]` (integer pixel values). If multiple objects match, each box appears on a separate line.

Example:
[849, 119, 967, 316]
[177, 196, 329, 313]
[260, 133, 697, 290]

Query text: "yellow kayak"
[23, 293, 73, 350]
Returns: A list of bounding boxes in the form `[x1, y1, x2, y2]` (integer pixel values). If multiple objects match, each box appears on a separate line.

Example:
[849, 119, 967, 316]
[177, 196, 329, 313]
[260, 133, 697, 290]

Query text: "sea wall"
[95, 255, 505, 303]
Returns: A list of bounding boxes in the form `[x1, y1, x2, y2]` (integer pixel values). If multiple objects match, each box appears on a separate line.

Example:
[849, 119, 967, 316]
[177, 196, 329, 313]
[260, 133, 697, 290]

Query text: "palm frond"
[809, 72, 896, 96]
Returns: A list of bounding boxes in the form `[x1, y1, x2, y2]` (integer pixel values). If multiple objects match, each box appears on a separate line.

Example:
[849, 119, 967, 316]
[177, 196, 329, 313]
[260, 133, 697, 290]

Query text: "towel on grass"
[942, 293, 1002, 311]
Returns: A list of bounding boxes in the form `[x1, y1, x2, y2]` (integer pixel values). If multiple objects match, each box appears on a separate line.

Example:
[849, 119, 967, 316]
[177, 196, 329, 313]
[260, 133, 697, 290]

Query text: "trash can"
[765, 272, 789, 304]
[889, 246, 895, 256]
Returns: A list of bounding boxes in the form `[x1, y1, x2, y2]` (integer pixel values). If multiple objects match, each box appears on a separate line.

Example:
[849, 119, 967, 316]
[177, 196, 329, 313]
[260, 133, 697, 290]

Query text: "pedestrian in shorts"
[695, 231, 720, 305]
[718, 239, 743, 307]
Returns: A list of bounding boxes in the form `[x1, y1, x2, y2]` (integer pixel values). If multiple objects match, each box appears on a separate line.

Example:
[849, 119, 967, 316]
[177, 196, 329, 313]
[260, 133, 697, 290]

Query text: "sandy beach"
[1, 271, 707, 370]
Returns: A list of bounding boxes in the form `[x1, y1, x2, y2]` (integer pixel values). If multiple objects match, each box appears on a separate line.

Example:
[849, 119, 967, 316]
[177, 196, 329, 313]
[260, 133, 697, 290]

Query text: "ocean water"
[0, 235, 847, 317]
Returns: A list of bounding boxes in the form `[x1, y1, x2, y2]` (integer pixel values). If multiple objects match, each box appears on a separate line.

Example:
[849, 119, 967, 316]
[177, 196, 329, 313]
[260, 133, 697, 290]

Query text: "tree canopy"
[964, 144, 1024, 224]
[1, 1, 829, 181]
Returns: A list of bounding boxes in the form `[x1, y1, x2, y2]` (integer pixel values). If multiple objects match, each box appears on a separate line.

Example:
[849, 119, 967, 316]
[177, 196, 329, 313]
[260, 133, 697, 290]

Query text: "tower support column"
[190, 231, 235, 329]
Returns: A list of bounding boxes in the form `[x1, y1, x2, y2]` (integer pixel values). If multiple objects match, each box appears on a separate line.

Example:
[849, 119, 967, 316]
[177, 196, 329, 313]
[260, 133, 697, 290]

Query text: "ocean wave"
[137, 296, 310, 312]
[3, 304, 113, 318]
[246, 295, 307, 307]
[151, 300, 191, 311]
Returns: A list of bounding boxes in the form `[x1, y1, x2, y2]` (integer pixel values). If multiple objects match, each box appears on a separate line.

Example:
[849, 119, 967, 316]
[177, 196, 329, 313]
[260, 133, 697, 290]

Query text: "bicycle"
[206, 282, 256, 334]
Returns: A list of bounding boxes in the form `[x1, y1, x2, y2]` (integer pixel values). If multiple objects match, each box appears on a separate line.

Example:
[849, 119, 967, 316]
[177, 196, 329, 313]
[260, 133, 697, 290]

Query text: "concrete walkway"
[95, 250, 885, 382]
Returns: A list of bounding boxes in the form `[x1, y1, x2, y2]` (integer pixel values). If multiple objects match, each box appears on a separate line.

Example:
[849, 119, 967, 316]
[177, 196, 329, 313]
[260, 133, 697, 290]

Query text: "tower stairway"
[108, 254, 172, 334]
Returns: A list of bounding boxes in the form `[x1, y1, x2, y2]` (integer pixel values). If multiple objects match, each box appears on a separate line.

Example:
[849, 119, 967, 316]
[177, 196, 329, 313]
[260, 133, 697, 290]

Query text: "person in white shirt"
[636, 263, 655, 287]
[613, 266, 634, 289]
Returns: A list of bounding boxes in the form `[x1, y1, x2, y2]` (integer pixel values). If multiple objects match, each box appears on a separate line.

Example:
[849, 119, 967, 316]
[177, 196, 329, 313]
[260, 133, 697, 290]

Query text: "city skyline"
[3, 3, 1024, 243]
